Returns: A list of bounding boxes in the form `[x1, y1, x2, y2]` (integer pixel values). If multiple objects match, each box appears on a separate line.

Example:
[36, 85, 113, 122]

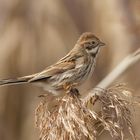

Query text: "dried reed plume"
[35, 49, 140, 140]
[35, 84, 138, 140]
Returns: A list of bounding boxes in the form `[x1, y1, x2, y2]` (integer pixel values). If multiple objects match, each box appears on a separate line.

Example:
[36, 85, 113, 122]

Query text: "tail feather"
[0, 75, 33, 86]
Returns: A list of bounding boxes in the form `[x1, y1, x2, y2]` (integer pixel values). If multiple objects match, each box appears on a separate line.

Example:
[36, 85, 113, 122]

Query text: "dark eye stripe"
[86, 46, 93, 50]
[86, 44, 98, 50]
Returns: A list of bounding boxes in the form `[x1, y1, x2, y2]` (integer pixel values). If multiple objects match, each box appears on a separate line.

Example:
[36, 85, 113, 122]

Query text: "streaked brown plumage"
[0, 32, 105, 95]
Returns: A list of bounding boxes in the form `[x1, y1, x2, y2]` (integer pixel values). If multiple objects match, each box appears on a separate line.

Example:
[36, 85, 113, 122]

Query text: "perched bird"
[0, 32, 105, 96]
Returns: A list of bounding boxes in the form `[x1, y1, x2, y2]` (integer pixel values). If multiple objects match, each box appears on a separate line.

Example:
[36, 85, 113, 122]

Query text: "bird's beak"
[99, 41, 105, 47]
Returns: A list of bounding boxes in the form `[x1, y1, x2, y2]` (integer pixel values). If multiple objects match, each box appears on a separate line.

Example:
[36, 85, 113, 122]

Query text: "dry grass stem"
[35, 84, 139, 140]
[97, 48, 140, 89]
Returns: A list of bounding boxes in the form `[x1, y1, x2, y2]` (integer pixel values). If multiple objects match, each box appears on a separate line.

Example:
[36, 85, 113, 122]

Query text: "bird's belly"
[50, 65, 94, 88]
[33, 81, 64, 96]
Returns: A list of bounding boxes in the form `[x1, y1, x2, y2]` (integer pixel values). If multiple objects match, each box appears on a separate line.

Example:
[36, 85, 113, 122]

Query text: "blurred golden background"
[0, 0, 140, 140]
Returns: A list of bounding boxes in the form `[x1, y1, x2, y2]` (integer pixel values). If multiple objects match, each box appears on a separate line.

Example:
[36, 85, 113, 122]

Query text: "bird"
[0, 32, 105, 96]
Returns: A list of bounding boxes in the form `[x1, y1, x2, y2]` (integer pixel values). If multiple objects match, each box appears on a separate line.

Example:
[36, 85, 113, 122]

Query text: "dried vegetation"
[35, 84, 139, 140]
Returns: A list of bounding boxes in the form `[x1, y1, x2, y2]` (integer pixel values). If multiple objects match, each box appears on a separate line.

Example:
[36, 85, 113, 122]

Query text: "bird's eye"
[92, 41, 96, 45]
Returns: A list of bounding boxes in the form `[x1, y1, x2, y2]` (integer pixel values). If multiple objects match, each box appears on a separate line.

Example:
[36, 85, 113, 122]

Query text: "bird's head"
[77, 32, 105, 57]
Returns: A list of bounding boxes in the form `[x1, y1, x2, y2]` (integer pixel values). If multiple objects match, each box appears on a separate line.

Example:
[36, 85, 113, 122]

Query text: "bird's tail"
[0, 75, 34, 86]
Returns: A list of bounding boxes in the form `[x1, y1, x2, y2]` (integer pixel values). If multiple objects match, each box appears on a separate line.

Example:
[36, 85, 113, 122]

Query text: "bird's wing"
[29, 49, 84, 82]
[29, 61, 75, 82]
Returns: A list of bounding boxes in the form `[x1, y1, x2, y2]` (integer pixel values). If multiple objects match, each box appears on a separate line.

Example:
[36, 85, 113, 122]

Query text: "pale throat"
[89, 47, 100, 58]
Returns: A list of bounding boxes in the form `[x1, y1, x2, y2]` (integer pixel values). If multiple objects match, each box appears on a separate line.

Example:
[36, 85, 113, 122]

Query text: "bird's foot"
[63, 83, 80, 97]
[67, 87, 80, 97]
